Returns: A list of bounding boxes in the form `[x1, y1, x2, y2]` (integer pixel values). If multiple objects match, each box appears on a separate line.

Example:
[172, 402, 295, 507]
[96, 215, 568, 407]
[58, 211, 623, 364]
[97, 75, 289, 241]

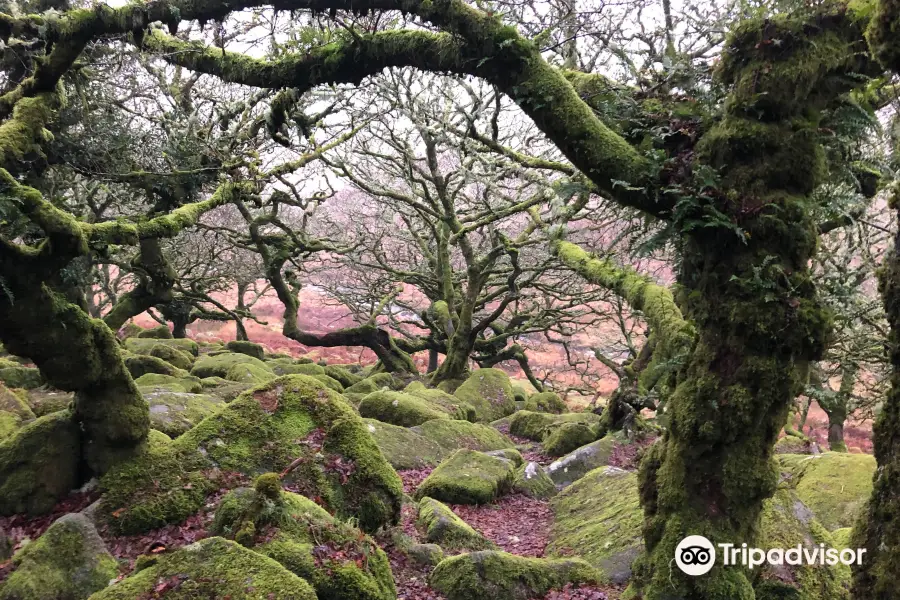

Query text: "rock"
[778, 452, 875, 531]
[22, 389, 73, 417]
[0, 411, 80, 515]
[429, 551, 601, 600]
[453, 368, 516, 422]
[364, 418, 446, 470]
[775, 435, 813, 454]
[225, 340, 266, 361]
[523, 391, 567, 414]
[0, 367, 42, 390]
[190, 352, 274, 379]
[89, 537, 316, 600]
[542, 422, 598, 457]
[418, 496, 495, 551]
[359, 390, 454, 427]
[313, 373, 345, 392]
[224, 361, 277, 385]
[753, 487, 851, 600]
[485, 448, 524, 466]
[546, 433, 621, 487]
[324, 365, 363, 388]
[547, 466, 642, 585]
[198, 377, 253, 402]
[141, 387, 224, 438]
[136, 325, 173, 339]
[413, 419, 516, 453]
[508, 410, 601, 442]
[0, 383, 34, 441]
[124, 354, 186, 379]
[407, 543, 444, 567]
[511, 385, 529, 404]
[96, 376, 403, 534]
[271, 362, 325, 376]
[211, 478, 396, 600]
[415, 448, 516, 505]
[135, 373, 203, 393]
[124, 337, 199, 357]
[513, 462, 556, 499]
[148, 343, 195, 370]
[0, 513, 118, 600]
[405, 382, 477, 421]
[345, 373, 398, 396]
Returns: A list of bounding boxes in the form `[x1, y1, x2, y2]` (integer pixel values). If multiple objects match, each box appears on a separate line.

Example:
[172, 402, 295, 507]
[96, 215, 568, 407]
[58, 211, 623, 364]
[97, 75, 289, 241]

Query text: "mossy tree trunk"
[103, 237, 176, 332]
[633, 11, 874, 599]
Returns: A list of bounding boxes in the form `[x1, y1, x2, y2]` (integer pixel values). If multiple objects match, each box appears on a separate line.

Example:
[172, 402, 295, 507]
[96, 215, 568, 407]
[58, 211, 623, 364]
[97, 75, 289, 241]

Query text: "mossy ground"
[406, 381, 477, 421]
[418, 496, 495, 551]
[780, 452, 875, 530]
[453, 369, 517, 422]
[415, 448, 516, 505]
[412, 418, 516, 452]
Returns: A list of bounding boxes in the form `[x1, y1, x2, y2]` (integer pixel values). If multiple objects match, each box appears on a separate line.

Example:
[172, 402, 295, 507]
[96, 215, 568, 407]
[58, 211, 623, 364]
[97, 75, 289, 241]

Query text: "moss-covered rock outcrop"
[224, 361, 278, 385]
[190, 352, 274, 380]
[149, 343, 195, 370]
[124, 337, 199, 357]
[542, 421, 598, 457]
[96, 376, 403, 534]
[523, 392, 567, 414]
[0, 513, 118, 600]
[140, 387, 223, 438]
[508, 410, 601, 442]
[512, 461, 556, 499]
[134, 373, 203, 393]
[123, 354, 187, 379]
[406, 381, 477, 421]
[0, 411, 81, 515]
[359, 390, 456, 427]
[271, 362, 326, 376]
[429, 551, 601, 600]
[546, 432, 623, 487]
[0, 367, 42, 390]
[0, 383, 34, 440]
[412, 418, 516, 452]
[22, 389, 73, 417]
[211, 477, 396, 600]
[89, 536, 316, 600]
[324, 365, 363, 388]
[225, 340, 266, 360]
[418, 496, 495, 551]
[364, 418, 446, 470]
[547, 466, 643, 585]
[415, 448, 516, 505]
[137, 325, 173, 339]
[453, 369, 517, 423]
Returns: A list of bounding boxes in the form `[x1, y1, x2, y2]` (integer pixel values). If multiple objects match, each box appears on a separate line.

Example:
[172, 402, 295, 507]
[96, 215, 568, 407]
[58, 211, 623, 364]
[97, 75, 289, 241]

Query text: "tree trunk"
[828, 419, 847, 453]
[427, 348, 439, 374]
[103, 238, 175, 331]
[431, 327, 472, 383]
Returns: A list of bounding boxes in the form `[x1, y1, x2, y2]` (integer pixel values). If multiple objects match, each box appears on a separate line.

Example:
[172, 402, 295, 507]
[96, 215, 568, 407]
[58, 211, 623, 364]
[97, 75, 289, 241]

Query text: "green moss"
[359, 390, 454, 427]
[412, 419, 516, 452]
[363, 418, 446, 470]
[140, 387, 224, 438]
[124, 337, 199, 357]
[779, 452, 875, 530]
[124, 354, 186, 379]
[0, 411, 80, 516]
[135, 373, 203, 393]
[513, 462, 556, 499]
[453, 369, 517, 422]
[542, 422, 598, 457]
[136, 325, 173, 339]
[0, 367, 42, 390]
[226, 340, 266, 360]
[190, 352, 274, 379]
[224, 361, 277, 385]
[0, 383, 34, 421]
[149, 343, 195, 370]
[0, 359, 21, 370]
[546, 432, 624, 487]
[0, 513, 118, 600]
[272, 362, 326, 376]
[21, 389, 73, 418]
[524, 391, 567, 414]
[775, 435, 813, 454]
[429, 551, 602, 600]
[90, 537, 316, 600]
[418, 496, 495, 550]
[254, 472, 282, 500]
[0, 412, 19, 441]
[406, 381, 477, 421]
[511, 384, 529, 404]
[313, 373, 345, 392]
[325, 365, 363, 388]
[345, 373, 397, 396]
[415, 448, 516, 505]
[547, 466, 643, 585]
[211, 487, 396, 600]
[832, 527, 853, 551]
[509, 410, 601, 442]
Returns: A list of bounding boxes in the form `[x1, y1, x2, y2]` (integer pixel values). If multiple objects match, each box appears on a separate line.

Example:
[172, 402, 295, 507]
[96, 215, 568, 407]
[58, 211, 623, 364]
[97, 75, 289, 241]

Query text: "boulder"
[149, 344, 195, 370]
[22, 389, 73, 417]
[313, 374, 345, 392]
[271, 362, 325, 376]
[418, 496, 495, 551]
[407, 543, 444, 567]
[0, 383, 34, 441]
[508, 410, 601, 442]
[124, 337, 199, 357]
[453, 369, 516, 422]
[513, 462, 556, 499]
[0, 367, 42, 390]
[96, 376, 403, 534]
[405, 382, 477, 421]
[523, 391, 567, 414]
[136, 325, 173, 339]
[124, 354, 186, 379]
[413, 419, 516, 453]
[141, 387, 224, 438]
[223, 361, 277, 385]
[324, 365, 363, 388]
[0, 513, 118, 600]
[542, 422, 598, 457]
[546, 433, 621, 487]
[89, 537, 316, 600]
[225, 340, 266, 361]
[211, 477, 396, 600]
[364, 418, 446, 470]
[775, 435, 813, 454]
[190, 352, 274, 379]
[485, 448, 524, 466]
[547, 466, 643, 585]
[359, 390, 454, 427]
[429, 551, 601, 600]
[415, 448, 516, 505]
[134, 373, 203, 393]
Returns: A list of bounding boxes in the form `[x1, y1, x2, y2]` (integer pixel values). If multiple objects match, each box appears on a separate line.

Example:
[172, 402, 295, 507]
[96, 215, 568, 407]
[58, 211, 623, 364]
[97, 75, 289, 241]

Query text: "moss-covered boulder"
[0, 513, 118, 600]
[511, 385, 529, 404]
[211, 479, 396, 600]
[124, 337, 199, 357]
[779, 452, 875, 531]
[149, 343, 195, 370]
[271, 362, 325, 376]
[775, 435, 813, 454]
[190, 352, 274, 379]
[313, 374, 345, 392]
[22, 389, 73, 417]
[752, 488, 850, 600]
[418, 496, 495, 551]
[89, 537, 316, 600]
[224, 361, 277, 385]
[124, 354, 186, 379]
[136, 325, 173, 339]
[0, 411, 80, 515]
[415, 448, 516, 505]
[407, 543, 444, 566]
[141, 387, 224, 438]
[225, 340, 266, 361]
[135, 373, 202, 393]
[0, 383, 34, 440]
[406, 382, 477, 422]
[364, 418, 446, 470]
[199, 377, 253, 402]
[546, 433, 622, 488]
[0, 367, 42, 390]
[359, 390, 454, 427]
[96, 376, 403, 534]
[513, 462, 556, 499]
[508, 410, 601, 442]
[429, 551, 601, 600]
[413, 419, 516, 453]
[345, 373, 397, 396]
[523, 392, 567, 414]
[0, 358, 21, 371]
[453, 369, 516, 422]
[486, 448, 524, 466]
[547, 466, 642, 584]
[542, 422, 598, 457]
[324, 365, 363, 388]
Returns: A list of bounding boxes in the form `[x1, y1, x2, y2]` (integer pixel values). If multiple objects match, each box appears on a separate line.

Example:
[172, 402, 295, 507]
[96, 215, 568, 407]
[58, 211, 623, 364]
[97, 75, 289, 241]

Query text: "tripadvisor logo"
[674, 535, 866, 576]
